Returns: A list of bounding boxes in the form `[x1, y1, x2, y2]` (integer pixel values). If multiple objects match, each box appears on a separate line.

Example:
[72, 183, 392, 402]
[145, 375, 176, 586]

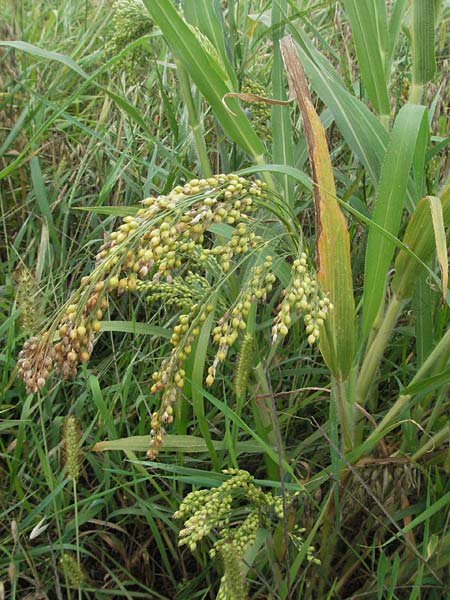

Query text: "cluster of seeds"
[137, 271, 212, 311]
[241, 78, 272, 142]
[107, 0, 153, 65]
[216, 511, 261, 600]
[206, 257, 276, 386]
[175, 469, 283, 552]
[17, 174, 264, 394]
[289, 528, 321, 565]
[52, 297, 104, 381]
[59, 553, 86, 587]
[61, 415, 83, 483]
[175, 469, 284, 599]
[17, 172, 331, 458]
[147, 302, 215, 459]
[272, 252, 332, 345]
[201, 221, 261, 273]
[217, 541, 248, 600]
[17, 334, 53, 394]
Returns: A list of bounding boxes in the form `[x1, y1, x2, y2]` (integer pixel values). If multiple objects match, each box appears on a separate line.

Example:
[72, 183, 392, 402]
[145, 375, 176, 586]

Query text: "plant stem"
[355, 327, 450, 459]
[357, 294, 404, 406]
[332, 374, 354, 453]
[253, 363, 280, 481]
[73, 479, 82, 600]
[409, 82, 424, 104]
[412, 424, 450, 461]
[36, 395, 71, 599]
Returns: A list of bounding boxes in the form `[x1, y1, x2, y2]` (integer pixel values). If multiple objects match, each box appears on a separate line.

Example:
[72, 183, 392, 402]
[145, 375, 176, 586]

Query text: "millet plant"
[1, 0, 449, 599]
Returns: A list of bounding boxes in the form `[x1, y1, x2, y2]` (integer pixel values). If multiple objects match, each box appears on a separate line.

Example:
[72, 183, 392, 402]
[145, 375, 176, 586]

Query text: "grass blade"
[362, 104, 428, 338]
[142, 0, 266, 162]
[99, 320, 171, 338]
[428, 194, 449, 301]
[387, 0, 408, 76]
[30, 156, 61, 252]
[411, 0, 437, 101]
[92, 434, 263, 454]
[183, 0, 236, 87]
[342, 0, 390, 117]
[393, 183, 450, 302]
[288, 30, 389, 189]
[271, 0, 295, 203]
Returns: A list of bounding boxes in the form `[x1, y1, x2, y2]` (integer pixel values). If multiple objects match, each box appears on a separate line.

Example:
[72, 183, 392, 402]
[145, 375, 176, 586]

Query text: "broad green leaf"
[401, 366, 450, 397]
[281, 36, 355, 378]
[93, 434, 266, 454]
[412, 272, 434, 364]
[362, 104, 428, 338]
[286, 26, 420, 213]
[342, 0, 390, 116]
[142, 0, 266, 162]
[238, 163, 311, 191]
[393, 184, 450, 301]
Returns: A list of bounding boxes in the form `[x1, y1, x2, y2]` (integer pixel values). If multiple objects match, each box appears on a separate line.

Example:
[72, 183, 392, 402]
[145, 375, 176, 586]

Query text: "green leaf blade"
[342, 0, 390, 116]
[142, 0, 265, 161]
[362, 104, 428, 338]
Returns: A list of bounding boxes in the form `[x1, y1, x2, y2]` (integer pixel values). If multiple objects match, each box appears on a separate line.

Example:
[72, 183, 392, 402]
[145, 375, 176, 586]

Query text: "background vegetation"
[0, 0, 449, 598]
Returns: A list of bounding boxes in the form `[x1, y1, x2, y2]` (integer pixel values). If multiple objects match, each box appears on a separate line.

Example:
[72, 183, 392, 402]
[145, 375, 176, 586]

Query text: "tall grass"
[1, 1, 449, 598]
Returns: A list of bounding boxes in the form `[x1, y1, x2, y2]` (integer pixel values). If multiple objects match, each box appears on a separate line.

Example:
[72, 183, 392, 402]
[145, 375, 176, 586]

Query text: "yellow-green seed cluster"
[175, 469, 285, 599]
[13, 265, 41, 332]
[242, 78, 272, 142]
[148, 301, 214, 459]
[234, 333, 254, 398]
[272, 252, 332, 345]
[218, 541, 249, 600]
[107, 0, 153, 65]
[59, 553, 86, 587]
[290, 528, 321, 565]
[201, 221, 261, 273]
[206, 257, 275, 386]
[17, 174, 265, 397]
[137, 271, 211, 311]
[62, 415, 83, 483]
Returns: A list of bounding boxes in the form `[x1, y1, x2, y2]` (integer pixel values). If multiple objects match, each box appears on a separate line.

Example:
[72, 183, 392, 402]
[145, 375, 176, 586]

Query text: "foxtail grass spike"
[235, 333, 254, 398]
[59, 553, 86, 587]
[62, 415, 82, 482]
[13, 265, 41, 333]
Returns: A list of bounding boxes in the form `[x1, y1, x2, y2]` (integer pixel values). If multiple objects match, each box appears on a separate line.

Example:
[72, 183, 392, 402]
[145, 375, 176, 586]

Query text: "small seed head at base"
[61, 415, 83, 482]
